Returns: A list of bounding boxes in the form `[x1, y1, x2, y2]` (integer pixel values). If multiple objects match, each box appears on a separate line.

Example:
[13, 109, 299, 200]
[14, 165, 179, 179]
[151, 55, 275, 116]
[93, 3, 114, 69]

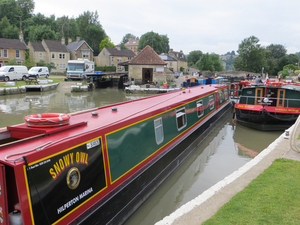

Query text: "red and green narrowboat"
[235, 82, 300, 130]
[0, 84, 231, 225]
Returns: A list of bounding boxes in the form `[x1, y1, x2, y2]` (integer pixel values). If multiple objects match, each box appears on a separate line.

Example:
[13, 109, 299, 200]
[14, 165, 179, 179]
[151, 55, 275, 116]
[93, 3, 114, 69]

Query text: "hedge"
[95, 66, 116, 72]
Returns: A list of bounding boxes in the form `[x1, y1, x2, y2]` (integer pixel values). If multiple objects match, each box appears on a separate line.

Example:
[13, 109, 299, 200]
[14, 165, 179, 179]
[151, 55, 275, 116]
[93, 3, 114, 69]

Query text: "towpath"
[156, 127, 298, 225]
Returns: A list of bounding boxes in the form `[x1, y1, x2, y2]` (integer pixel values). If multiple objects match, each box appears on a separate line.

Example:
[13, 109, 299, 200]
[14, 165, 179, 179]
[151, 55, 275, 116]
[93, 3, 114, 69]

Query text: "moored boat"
[235, 81, 300, 130]
[0, 84, 231, 225]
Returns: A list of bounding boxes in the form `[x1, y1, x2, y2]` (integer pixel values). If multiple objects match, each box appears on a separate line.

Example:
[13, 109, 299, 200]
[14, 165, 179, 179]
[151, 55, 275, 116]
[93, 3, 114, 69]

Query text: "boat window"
[176, 108, 187, 131]
[277, 89, 285, 107]
[255, 88, 263, 105]
[154, 118, 164, 145]
[197, 100, 204, 118]
[209, 95, 214, 110]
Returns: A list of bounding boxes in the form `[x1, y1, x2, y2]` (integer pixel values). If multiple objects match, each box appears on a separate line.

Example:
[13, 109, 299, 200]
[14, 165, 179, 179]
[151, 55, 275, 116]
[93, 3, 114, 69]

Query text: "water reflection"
[125, 115, 282, 225]
[0, 88, 282, 225]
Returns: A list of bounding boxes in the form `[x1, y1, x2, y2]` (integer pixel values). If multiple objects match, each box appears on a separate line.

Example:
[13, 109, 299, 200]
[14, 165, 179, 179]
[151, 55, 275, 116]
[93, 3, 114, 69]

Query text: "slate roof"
[0, 38, 28, 49]
[125, 39, 139, 46]
[30, 42, 46, 52]
[67, 40, 93, 52]
[129, 45, 167, 65]
[43, 40, 69, 52]
[159, 55, 175, 61]
[170, 51, 187, 62]
[106, 48, 136, 57]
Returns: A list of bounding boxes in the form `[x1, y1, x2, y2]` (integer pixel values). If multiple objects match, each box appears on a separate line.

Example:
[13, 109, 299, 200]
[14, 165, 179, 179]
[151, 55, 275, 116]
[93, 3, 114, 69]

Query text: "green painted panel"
[106, 87, 229, 182]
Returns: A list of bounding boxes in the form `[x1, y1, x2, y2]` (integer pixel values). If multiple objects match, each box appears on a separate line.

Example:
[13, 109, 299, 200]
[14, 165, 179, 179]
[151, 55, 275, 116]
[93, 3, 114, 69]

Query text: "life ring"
[24, 113, 70, 127]
[240, 80, 249, 84]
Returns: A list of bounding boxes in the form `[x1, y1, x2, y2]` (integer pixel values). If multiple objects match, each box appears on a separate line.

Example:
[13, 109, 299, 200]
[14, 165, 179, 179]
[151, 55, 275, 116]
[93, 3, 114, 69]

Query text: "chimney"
[68, 37, 72, 44]
[19, 29, 24, 42]
[61, 37, 65, 45]
[136, 37, 139, 40]
[76, 36, 80, 42]
[169, 49, 173, 53]
[180, 50, 183, 53]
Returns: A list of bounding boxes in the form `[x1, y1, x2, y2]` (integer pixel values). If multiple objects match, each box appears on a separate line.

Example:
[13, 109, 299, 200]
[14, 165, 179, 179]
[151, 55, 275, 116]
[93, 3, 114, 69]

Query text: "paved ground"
[156, 128, 298, 225]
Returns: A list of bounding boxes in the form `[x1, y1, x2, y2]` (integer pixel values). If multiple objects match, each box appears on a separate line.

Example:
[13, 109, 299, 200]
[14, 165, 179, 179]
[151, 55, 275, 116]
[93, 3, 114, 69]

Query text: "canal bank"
[155, 126, 296, 225]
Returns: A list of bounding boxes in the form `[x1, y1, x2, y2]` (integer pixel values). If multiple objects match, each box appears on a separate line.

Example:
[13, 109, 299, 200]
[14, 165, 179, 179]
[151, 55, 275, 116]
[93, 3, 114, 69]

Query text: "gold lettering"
[76, 152, 80, 164]
[80, 152, 86, 164]
[49, 168, 57, 180]
[70, 153, 74, 165]
[85, 154, 88, 165]
[63, 155, 70, 168]
[53, 162, 61, 175]
[59, 159, 65, 171]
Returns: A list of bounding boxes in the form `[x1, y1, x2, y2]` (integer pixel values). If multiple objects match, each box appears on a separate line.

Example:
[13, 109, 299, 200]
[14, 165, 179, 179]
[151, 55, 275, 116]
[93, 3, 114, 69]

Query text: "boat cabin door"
[277, 89, 285, 107]
[255, 88, 264, 105]
[0, 164, 9, 224]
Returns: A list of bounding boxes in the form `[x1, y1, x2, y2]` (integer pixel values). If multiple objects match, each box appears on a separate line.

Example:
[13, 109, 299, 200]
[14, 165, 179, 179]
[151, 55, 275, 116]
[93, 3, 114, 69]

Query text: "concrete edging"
[155, 126, 293, 225]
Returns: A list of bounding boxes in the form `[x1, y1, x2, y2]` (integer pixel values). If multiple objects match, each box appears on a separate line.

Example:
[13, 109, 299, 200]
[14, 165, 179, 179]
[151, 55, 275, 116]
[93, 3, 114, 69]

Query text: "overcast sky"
[34, 0, 300, 55]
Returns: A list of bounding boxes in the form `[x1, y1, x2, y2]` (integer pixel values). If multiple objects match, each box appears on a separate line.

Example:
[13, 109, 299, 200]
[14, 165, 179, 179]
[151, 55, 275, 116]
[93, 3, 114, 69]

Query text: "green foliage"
[266, 44, 287, 59]
[99, 37, 115, 52]
[120, 43, 128, 49]
[233, 36, 266, 73]
[6, 58, 17, 65]
[187, 50, 203, 64]
[138, 31, 169, 54]
[277, 70, 289, 78]
[36, 60, 46, 66]
[283, 64, 299, 72]
[45, 62, 56, 73]
[196, 53, 223, 72]
[22, 58, 35, 69]
[0, 17, 19, 39]
[203, 159, 300, 225]
[95, 66, 116, 72]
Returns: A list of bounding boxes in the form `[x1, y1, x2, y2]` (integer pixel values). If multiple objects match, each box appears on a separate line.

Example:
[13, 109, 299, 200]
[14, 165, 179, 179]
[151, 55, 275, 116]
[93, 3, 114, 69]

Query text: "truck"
[67, 58, 94, 80]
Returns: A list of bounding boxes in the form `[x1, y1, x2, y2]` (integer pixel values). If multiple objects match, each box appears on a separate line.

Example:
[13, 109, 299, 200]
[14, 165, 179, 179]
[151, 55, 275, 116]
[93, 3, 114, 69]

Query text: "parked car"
[28, 67, 49, 78]
[0, 66, 28, 81]
[174, 72, 180, 79]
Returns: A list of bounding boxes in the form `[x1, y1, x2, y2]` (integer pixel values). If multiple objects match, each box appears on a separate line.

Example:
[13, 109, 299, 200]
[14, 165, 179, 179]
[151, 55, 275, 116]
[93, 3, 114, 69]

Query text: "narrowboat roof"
[242, 84, 300, 91]
[0, 84, 227, 166]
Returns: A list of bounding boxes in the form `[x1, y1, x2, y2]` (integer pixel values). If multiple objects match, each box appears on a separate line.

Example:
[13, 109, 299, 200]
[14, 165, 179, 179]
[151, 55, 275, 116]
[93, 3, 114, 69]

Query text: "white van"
[0, 66, 28, 81]
[28, 67, 49, 78]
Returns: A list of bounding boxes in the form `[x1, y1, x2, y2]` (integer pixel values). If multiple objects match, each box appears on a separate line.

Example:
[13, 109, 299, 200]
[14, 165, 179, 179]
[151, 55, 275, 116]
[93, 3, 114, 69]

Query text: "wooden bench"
[25, 77, 39, 85]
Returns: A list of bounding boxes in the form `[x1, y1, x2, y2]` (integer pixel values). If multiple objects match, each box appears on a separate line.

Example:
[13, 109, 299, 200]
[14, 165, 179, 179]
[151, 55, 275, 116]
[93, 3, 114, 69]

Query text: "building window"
[111, 56, 114, 62]
[59, 54, 65, 59]
[170, 62, 172, 66]
[128, 57, 131, 60]
[52, 53, 55, 59]
[117, 57, 121, 62]
[82, 52, 89, 58]
[154, 118, 164, 145]
[176, 108, 187, 131]
[197, 100, 204, 118]
[4, 49, 8, 58]
[59, 64, 66, 69]
[0, 49, 2, 58]
[39, 53, 43, 59]
[17, 61, 21, 65]
[15, 50, 20, 58]
[117, 66, 122, 71]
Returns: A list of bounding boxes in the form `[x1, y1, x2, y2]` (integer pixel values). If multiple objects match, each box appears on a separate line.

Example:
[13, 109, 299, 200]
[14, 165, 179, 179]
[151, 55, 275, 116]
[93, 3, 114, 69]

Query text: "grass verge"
[203, 158, 300, 225]
[0, 78, 64, 87]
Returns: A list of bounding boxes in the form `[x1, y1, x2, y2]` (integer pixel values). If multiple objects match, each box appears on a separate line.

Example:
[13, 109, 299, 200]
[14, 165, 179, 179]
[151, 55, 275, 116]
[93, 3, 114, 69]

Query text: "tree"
[187, 50, 203, 65]
[276, 54, 299, 72]
[99, 37, 115, 52]
[195, 53, 223, 72]
[233, 36, 266, 73]
[17, 0, 35, 20]
[121, 33, 136, 44]
[120, 42, 127, 49]
[27, 24, 57, 42]
[76, 11, 107, 54]
[0, 16, 19, 39]
[138, 31, 169, 54]
[266, 44, 287, 59]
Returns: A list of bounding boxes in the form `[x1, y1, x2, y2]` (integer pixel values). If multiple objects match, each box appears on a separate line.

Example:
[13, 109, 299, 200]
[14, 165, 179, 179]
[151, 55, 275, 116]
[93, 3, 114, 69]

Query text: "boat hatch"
[0, 121, 87, 146]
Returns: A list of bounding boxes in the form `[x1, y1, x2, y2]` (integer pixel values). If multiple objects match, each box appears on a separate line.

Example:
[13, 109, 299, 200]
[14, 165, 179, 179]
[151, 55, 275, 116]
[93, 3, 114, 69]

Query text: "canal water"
[0, 87, 282, 224]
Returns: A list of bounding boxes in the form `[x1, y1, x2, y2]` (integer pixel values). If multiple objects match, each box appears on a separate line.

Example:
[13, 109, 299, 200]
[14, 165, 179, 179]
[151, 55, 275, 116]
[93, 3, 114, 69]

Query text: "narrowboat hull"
[0, 84, 231, 225]
[235, 83, 300, 131]
[72, 100, 233, 225]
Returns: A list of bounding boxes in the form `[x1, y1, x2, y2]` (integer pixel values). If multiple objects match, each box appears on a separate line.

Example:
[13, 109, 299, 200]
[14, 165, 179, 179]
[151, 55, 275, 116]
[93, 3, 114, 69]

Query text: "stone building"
[94, 48, 135, 72]
[125, 37, 139, 55]
[0, 31, 28, 66]
[66, 37, 94, 61]
[168, 49, 188, 72]
[129, 45, 173, 84]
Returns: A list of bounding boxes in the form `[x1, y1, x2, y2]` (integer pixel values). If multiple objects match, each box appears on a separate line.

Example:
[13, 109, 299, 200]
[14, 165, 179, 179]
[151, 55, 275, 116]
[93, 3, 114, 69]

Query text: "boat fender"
[24, 113, 70, 127]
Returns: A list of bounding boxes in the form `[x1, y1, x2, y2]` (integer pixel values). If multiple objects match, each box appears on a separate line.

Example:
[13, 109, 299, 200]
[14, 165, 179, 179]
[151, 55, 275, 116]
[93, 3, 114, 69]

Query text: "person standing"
[279, 74, 282, 81]
[255, 75, 263, 84]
